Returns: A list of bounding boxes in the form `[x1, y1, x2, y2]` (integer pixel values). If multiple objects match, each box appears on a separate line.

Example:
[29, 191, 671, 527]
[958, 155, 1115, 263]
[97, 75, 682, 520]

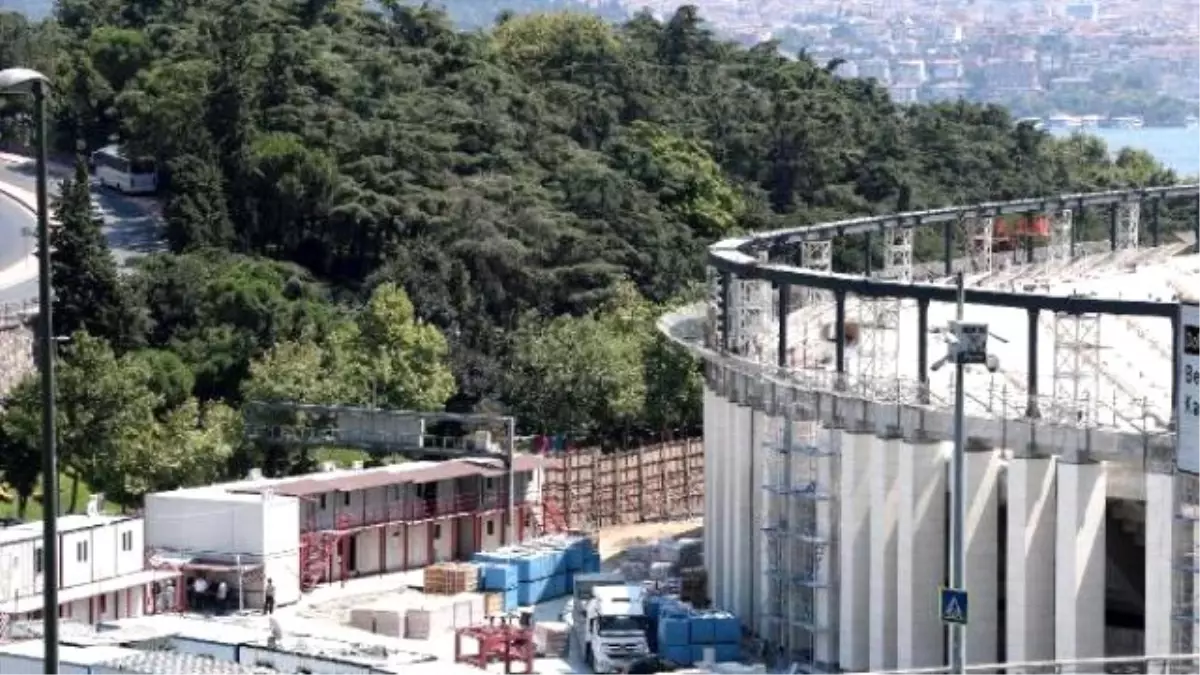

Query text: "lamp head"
[0, 68, 50, 94]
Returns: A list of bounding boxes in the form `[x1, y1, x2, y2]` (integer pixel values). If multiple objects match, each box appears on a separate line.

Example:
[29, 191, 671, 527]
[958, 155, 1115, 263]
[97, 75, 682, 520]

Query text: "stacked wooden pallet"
[483, 591, 505, 616]
[423, 562, 479, 594]
[535, 621, 570, 657]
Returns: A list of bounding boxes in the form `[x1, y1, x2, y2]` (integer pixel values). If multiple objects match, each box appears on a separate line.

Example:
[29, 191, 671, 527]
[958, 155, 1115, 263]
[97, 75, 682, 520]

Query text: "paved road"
[0, 161, 163, 304]
[0, 192, 30, 273]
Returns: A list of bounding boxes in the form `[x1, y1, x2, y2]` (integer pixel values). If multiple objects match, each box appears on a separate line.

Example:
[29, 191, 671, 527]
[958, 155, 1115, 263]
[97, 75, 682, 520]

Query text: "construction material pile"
[647, 596, 741, 667]
[423, 562, 480, 594]
[619, 536, 702, 582]
[473, 533, 601, 609]
[679, 567, 708, 607]
[533, 620, 570, 658]
[348, 592, 488, 640]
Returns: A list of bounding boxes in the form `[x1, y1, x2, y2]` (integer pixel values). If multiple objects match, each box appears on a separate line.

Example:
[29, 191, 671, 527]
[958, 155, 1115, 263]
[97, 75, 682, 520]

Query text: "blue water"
[1050, 126, 1199, 179]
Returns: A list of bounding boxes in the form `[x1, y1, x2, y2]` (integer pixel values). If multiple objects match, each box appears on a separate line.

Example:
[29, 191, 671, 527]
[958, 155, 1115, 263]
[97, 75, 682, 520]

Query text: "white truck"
[565, 572, 653, 674]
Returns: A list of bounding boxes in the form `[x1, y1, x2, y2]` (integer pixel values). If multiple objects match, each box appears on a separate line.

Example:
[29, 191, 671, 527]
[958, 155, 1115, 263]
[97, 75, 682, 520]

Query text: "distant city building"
[857, 58, 892, 82]
[1064, 1, 1099, 21]
[894, 59, 929, 85]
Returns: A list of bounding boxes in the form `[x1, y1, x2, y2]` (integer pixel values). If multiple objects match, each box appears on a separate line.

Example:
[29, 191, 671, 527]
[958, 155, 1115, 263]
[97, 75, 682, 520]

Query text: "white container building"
[143, 456, 543, 609]
[0, 506, 178, 626]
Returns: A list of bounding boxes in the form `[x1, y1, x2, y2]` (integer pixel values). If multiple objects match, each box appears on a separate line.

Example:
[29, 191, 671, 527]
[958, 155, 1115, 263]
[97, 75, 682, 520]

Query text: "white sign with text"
[1179, 302, 1199, 475]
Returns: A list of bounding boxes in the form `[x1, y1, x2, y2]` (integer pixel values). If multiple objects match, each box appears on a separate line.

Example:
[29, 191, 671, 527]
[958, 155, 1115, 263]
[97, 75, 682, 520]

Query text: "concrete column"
[965, 447, 1002, 667]
[1144, 470, 1173, 669]
[838, 430, 872, 671]
[726, 402, 750, 614]
[703, 388, 719, 603]
[869, 435, 900, 671]
[1006, 455, 1057, 670]
[897, 439, 947, 670]
[1054, 460, 1107, 673]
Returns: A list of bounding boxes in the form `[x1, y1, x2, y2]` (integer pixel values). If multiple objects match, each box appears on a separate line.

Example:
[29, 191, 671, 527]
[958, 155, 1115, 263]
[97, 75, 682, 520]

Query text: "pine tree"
[163, 153, 234, 252]
[50, 156, 140, 352]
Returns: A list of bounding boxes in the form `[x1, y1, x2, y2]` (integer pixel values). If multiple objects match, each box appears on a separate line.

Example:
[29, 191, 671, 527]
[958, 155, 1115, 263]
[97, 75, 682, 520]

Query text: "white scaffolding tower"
[1173, 473, 1200, 671]
[1050, 311, 1103, 424]
[1046, 209, 1074, 264]
[858, 228, 910, 394]
[799, 239, 833, 306]
[1116, 201, 1140, 251]
[792, 240, 833, 369]
[962, 215, 994, 274]
[729, 262, 773, 361]
[761, 395, 838, 672]
[706, 266, 724, 350]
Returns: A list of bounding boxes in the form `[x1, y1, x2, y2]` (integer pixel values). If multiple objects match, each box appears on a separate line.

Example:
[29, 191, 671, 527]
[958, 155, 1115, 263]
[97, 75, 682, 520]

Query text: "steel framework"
[961, 215, 993, 274]
[1050, 311, 1103, 424]
[1174, 473, 1200, 660]
[1116, 202, 1140, 251]
[729, 269, 773, 361]
[1046, 209, 1074, 264]
[761, 392, 838, 673]
[789, 239, 833, 369]
[800, 240, 833, 306]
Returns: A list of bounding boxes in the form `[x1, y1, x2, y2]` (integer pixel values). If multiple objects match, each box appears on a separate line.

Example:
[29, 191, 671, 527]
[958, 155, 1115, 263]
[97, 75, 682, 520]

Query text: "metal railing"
[304, 491, 532, 531]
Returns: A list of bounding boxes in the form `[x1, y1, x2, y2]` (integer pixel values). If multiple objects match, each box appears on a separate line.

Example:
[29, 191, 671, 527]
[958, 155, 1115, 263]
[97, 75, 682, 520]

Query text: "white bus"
[91, 144, 158, 195]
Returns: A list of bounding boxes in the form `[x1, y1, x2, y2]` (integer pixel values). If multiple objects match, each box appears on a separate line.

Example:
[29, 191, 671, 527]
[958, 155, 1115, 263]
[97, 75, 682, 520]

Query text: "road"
[0, 159, 163, 304]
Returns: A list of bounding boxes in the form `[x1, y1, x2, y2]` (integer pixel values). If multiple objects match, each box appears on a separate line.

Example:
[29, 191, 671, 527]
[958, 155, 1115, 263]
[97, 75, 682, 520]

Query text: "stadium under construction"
[659, 186, 1200, 673]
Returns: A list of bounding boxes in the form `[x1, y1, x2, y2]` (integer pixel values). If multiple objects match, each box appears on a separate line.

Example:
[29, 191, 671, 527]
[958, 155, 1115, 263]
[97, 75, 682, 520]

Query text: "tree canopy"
[0, 1, 1191, 508]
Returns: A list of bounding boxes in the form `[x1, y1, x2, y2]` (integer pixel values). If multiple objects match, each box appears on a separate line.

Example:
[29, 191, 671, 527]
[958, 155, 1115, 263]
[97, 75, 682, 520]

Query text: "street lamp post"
[930, 272, 1000, 674]
[0, 67, 58, 675]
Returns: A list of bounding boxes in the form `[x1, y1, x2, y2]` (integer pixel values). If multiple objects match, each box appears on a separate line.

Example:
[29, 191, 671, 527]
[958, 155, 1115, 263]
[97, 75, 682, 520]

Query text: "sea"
[1050, 126, 1200, 179]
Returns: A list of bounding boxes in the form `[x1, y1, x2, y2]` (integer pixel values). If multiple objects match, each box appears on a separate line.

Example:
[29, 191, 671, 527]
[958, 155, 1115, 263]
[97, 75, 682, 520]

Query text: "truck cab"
[569, 573, 652, 673]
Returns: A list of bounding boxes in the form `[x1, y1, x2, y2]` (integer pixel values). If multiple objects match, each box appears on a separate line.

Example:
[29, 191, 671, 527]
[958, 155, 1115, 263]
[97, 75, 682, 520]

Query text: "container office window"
[486, 520, 495, 536]
[121, 531, 134, 551]
[77, 540, 89, 562]
[34, 547, 43, 574]
[343, 492, 351, 506]
[433, 524, 442, 540]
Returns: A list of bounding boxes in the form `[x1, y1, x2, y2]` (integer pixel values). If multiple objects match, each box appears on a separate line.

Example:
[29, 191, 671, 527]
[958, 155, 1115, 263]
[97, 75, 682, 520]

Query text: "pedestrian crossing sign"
[940, 587, 968, 625]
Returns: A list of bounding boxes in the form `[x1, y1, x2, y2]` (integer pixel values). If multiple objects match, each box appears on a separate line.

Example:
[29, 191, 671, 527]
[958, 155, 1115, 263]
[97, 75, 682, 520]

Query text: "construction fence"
[540, 438, 704, 531]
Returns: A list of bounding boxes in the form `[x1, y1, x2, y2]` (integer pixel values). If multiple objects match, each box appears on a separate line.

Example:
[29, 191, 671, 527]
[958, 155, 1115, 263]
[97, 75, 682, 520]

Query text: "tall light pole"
[930, 272, 999, 674]
[0, 67, 58, 675]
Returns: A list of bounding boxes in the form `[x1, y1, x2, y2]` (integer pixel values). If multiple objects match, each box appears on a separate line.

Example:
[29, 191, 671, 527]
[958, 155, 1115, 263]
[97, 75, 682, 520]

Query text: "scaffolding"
[1050, 311, 1103, 425]
[761, 393, 838, 672]
[1116, 202, 1140, 251]
[962, 215, 994, 274]
[1046, 209, 1074, 264]
[791, 240, 833, 369]
[707, 266, 725, 351]
[855, 228, 909, 396]
[729, 256, 773, 362]
[1173, 473, 1200, 670]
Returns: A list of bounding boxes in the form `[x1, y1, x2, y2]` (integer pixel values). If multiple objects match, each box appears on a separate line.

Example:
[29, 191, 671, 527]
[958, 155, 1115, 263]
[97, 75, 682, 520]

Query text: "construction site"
[662, 186, 1200, 674]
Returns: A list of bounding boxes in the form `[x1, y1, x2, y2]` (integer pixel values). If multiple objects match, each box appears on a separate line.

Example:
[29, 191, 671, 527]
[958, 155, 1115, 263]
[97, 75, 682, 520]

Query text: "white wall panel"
[897, 440, 947, 670]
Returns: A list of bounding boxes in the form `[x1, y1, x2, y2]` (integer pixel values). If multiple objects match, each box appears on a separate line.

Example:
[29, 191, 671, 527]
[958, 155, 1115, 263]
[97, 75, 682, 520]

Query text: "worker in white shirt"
[216, 580, 229, 614]
[192, 576, 209, 611]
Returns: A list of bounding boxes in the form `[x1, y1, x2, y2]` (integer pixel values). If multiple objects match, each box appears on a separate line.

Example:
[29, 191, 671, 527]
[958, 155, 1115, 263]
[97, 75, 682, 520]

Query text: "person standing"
[215, 581, 229, 614]
[192, 576, 209, 612]
[263, 578, 276, 615]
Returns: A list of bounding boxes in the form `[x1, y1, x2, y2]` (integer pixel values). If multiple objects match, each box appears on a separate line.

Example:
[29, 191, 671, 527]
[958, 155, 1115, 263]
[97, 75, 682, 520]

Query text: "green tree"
[50, 157, 141, 352]
[162, 153, 234, 252]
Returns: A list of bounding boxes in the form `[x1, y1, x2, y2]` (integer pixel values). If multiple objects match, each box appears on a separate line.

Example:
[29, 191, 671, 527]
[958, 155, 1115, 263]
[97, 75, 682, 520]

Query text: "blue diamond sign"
[940, 587, 968, 625]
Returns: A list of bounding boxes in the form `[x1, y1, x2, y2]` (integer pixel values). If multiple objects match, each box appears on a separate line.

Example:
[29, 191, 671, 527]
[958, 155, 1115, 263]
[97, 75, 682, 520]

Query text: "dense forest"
[0, 1, 1190, 511]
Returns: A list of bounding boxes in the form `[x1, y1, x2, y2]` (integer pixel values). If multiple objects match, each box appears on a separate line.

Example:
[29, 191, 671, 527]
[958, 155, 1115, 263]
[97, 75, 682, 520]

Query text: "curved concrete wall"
[695, 363, 1195, 671]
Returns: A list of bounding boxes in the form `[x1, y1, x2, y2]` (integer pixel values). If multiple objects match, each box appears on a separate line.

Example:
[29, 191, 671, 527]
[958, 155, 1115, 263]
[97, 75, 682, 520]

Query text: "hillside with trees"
[0, 2, 1191, 510]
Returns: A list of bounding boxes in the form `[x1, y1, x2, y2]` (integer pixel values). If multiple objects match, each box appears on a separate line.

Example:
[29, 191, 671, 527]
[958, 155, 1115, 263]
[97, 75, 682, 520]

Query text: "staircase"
[299, 532, 338, 591]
